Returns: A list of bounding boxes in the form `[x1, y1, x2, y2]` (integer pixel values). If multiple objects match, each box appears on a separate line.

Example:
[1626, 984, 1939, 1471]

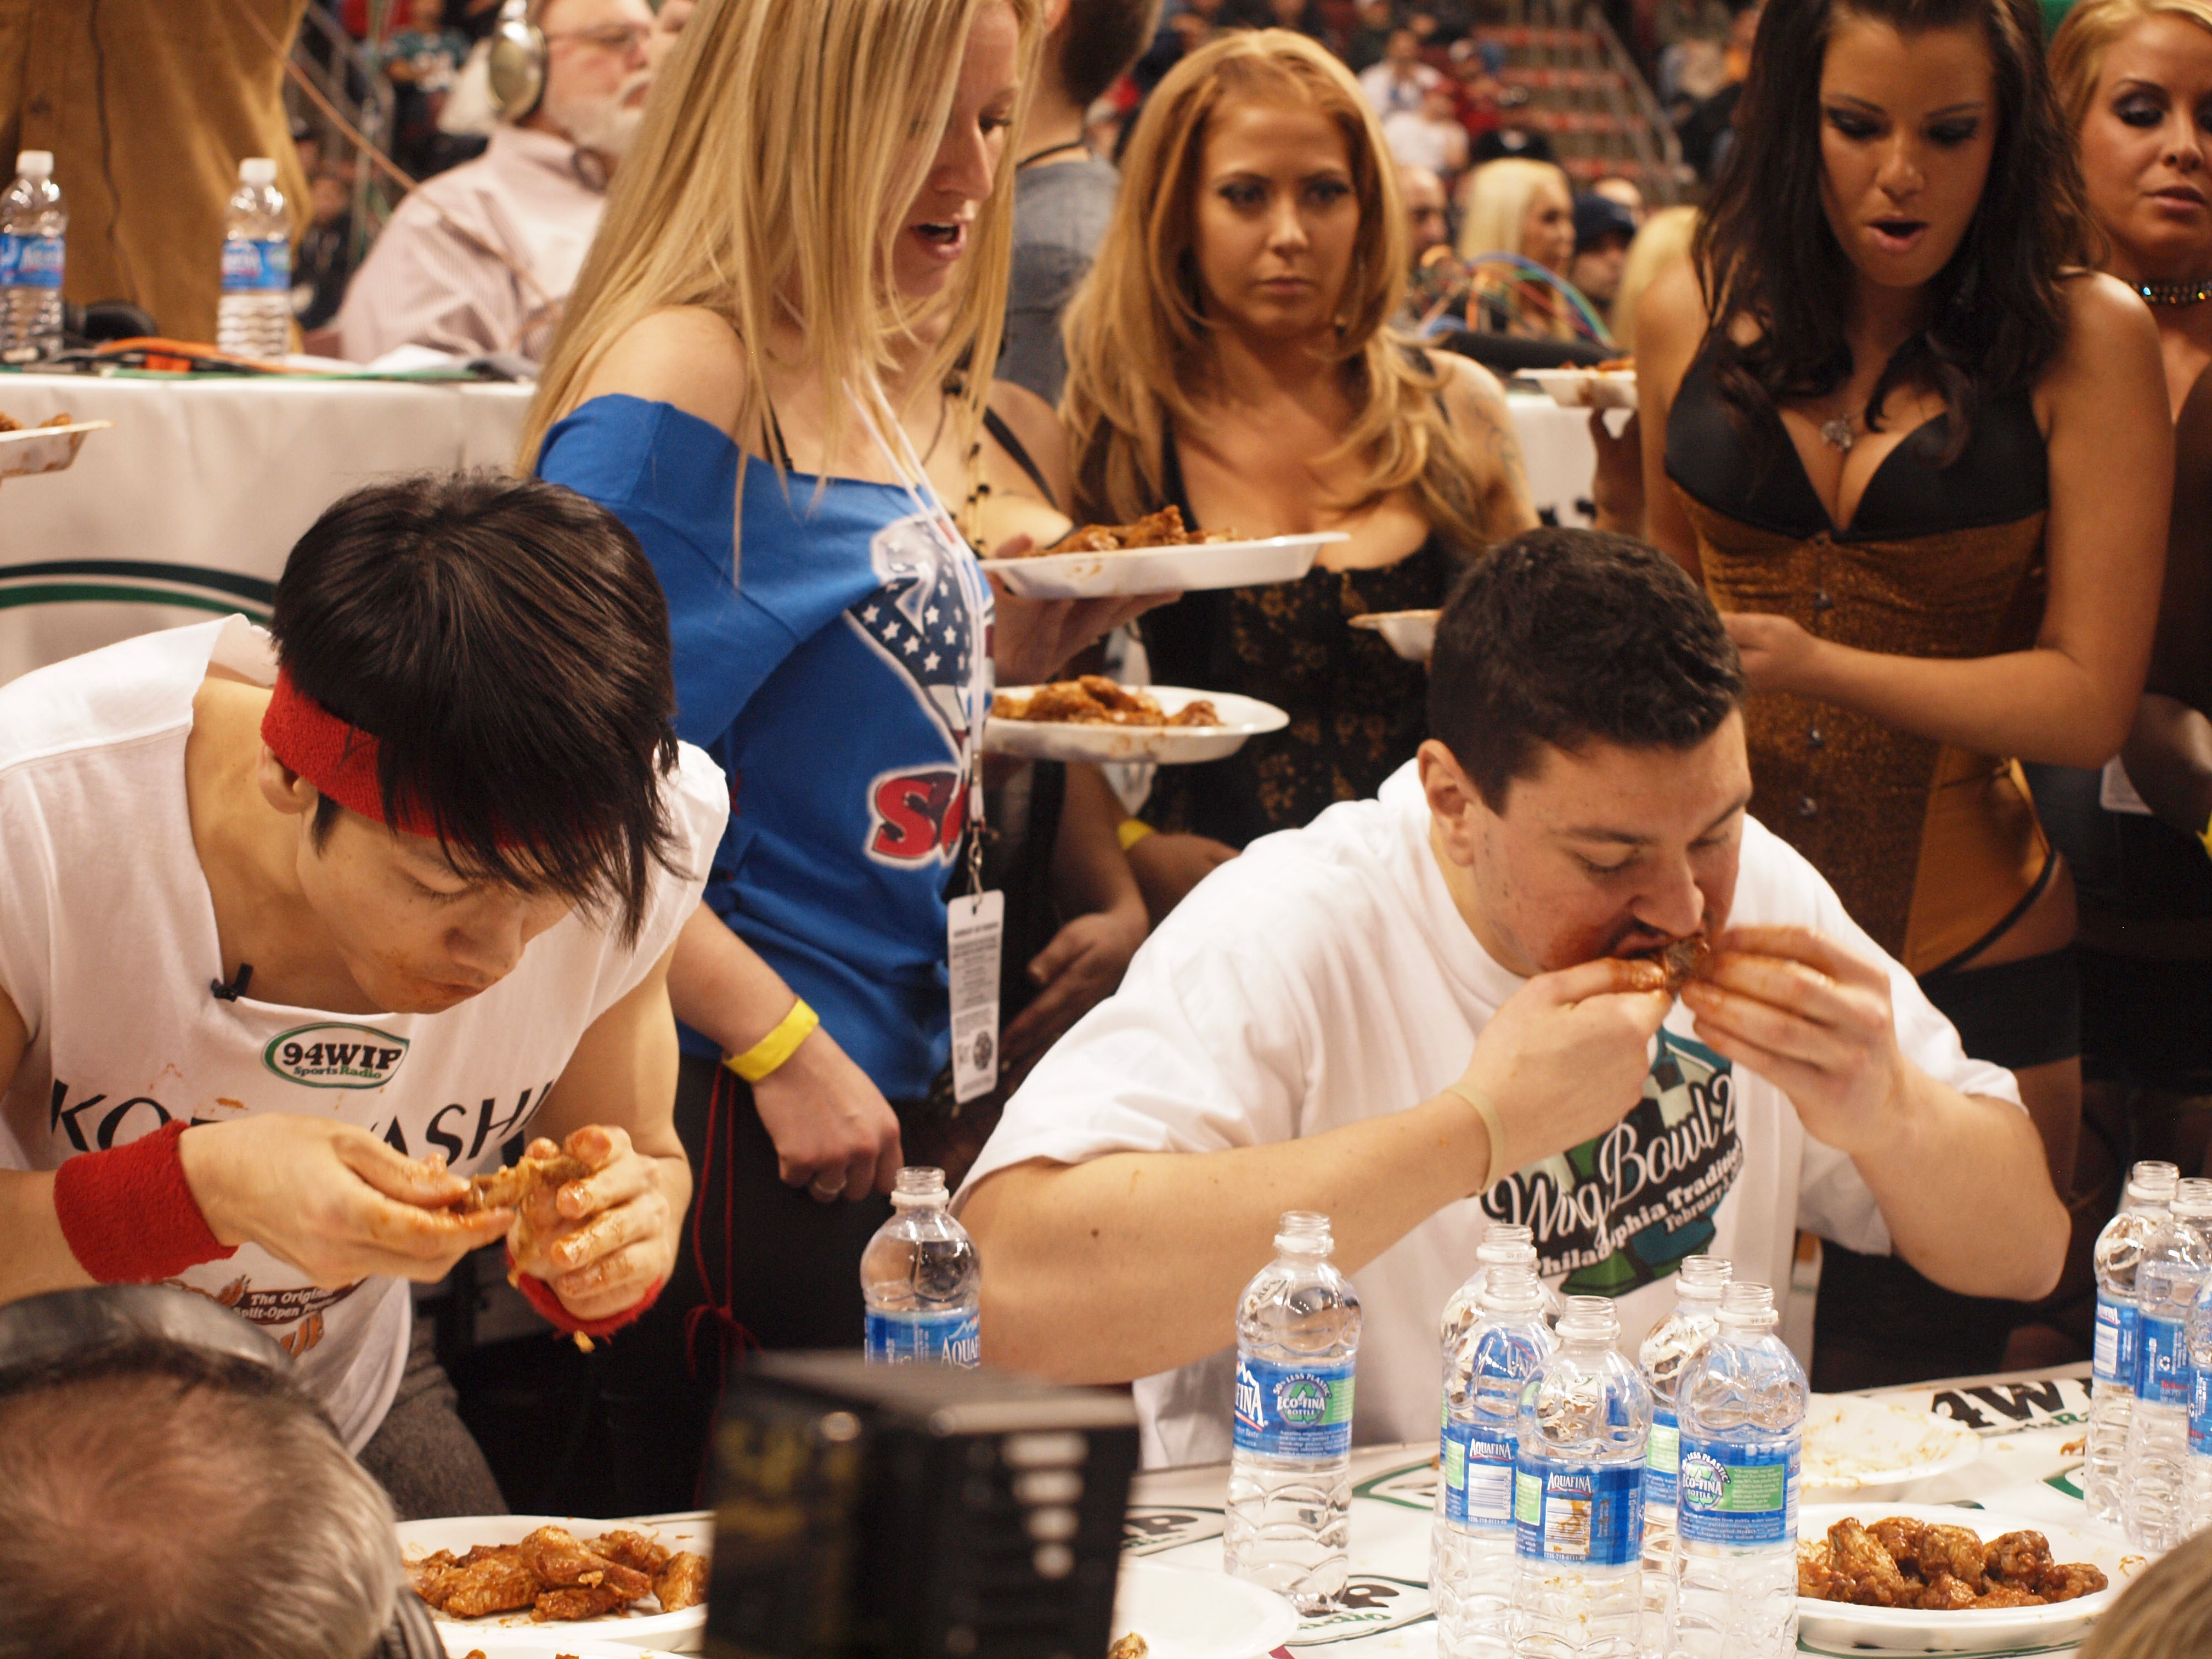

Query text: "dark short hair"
[1427, 528, 1745, 809]
[269, 472, 681, 943]
[1059, 0, 1166, 108]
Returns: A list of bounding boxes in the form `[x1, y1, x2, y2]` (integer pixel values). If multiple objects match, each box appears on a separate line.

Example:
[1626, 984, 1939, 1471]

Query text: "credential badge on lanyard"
[856, 389, 1004, 1104]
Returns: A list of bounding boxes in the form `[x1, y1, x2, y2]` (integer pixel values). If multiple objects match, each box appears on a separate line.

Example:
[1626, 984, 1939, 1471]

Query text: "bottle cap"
[16, 150, 53, 179]
[239, 156, 278, 186]
[890, 1166, 949, 1206]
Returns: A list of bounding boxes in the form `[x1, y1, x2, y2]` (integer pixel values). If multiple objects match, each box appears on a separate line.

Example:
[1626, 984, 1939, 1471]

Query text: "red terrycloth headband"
[261, 666, 454, 839]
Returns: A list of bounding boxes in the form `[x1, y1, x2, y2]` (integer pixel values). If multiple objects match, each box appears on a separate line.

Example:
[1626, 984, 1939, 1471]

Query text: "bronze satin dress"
[1664, 353, 2056, 976]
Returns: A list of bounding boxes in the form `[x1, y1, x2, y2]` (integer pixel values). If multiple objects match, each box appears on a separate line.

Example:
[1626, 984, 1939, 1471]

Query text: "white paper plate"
[1111, 1558, 1301, 1659]
[1348, 608, 1440, 662]
[1802, 1394, 1983, 1499]
[1795, 1502, 2137, 1655]
[1522, 369, 1637, 411]
[440, 1635, 680, 1658]
[0, 419, 111, 478]
[984, 686, 1288, 765]
[398, 1513, 709, 1652]
[981, 532, 1344, 600]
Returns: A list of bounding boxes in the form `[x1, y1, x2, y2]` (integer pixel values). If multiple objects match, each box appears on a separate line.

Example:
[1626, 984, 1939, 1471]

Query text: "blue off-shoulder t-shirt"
[539, 394, 994, 1099]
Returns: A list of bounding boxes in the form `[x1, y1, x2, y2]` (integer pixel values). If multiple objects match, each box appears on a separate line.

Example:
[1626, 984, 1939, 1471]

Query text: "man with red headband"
[0, 474, 726, 1516]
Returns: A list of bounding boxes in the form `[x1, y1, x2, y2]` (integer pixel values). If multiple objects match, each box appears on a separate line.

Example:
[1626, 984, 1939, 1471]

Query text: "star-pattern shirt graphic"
[844, 510, 989, 757]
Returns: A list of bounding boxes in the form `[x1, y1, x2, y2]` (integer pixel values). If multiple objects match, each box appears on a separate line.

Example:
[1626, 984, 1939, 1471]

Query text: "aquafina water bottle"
[0, 150, 65, 364]
[1435, 1261, 1555, 1659]
[2124, 1177, 2212, 1550]
[859, 1167, 980, 1365]
[1226, 1210, 1362, 1613]
[1510, 1294, 1649, 1658]
[2187, 1269, 2212, 1536]
[1669, 1281, 1805, 1659]
[1637, 1254, 1730, 1651]
[2086, 1160, 2180, 1525]
[1442, 1223, 1567, 1357]
[216, 157, 291, 359]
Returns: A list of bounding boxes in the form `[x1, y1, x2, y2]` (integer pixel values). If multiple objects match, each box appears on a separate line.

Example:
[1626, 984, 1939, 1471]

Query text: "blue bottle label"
[1645, 1403, 1681, 1508]
[1513, 1460, 1643, 1567]
[1441, 1418, 1517, 1531]
[1678, 1437, 1799, 1546]
[2094, 1295, 2137, 1387]
[864, 1307, 979, 1366]
[2194, 1367, 2212, 1456]
[221, 236, 292, 294]
[0, 233, 61, 290]
[2141, 1313, 2190, 1404]
[1233, 1356, 1355, 1459]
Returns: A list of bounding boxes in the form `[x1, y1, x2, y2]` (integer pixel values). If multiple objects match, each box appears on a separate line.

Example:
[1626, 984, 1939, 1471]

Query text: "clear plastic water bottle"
[2124, 1177, 2212, 1551]
[1226, 1210, 1363, 1613]
[1637, 1254, 1731, 1652]
[216, 156, 292, 359]
[859, 1167, 980, 1365]
[0, 150, 65, 364]
[1435, 1261, 1555, 1659]
[2186, 1270, 2212, 1536]
[1510, 1294, 1650, 1658]
[2086, 1161, 2181, 1526]
[1442, 1222, 1565, 1356]
[1669, 1281, 1805, 1659]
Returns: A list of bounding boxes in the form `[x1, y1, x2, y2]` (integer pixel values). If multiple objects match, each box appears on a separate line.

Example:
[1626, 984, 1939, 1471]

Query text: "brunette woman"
[1062, 27, 1538, 914]
[1638, 0, 2170, 1386]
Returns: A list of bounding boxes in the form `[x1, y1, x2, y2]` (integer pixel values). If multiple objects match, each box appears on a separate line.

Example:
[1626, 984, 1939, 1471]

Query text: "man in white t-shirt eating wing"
[958, 528, 2067, 1468]
[0, 474, 726, 1514]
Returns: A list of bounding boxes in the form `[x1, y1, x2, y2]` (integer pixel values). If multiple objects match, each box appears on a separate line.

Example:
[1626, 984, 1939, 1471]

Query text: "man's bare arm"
[963, 1091, 1494, 1385]
[0, 985, 94, 1303]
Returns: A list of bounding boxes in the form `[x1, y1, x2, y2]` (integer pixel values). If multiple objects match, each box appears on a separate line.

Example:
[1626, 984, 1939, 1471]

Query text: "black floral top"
[1138, 429, 1457, 848]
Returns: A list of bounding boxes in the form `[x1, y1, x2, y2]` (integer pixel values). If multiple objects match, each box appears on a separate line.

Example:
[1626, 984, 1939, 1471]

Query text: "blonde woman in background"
[1062, 27, 1538, 916]
[1454, 155, 1598, 341]
[2033, 0, 2212, 1182]
[517, 0, 1152, 1509]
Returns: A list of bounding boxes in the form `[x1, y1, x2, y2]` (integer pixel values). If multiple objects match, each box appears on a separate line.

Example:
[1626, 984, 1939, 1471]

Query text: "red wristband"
[508, 1250, 665, 1339]
[52, 1121, 238, 1284]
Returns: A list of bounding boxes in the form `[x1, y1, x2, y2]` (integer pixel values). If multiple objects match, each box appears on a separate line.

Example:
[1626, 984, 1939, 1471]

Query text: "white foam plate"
[1111, 1558, 1301, 1659]
[981, 532, 1344, 600]
[984, 685, 1288, 765]
[0, 418, 111, 478]
[1795, 1502, 2137, 1655]
[1522, 368, 1637, 410]
[1802, 1394, 1983, 1499]
[398, 1513, 709, 1652]
[440, 1636, 680, 1658]
[1348, 608, 1440, 662]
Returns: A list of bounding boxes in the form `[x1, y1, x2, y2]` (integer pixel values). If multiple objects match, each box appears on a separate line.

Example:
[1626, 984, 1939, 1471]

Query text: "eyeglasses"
[543, 22, 650, 53]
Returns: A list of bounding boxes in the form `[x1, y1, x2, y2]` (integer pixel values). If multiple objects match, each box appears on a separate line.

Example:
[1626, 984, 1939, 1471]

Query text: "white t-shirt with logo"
[956, 763, 2021, 1468]
[0, 618, 727, 1450]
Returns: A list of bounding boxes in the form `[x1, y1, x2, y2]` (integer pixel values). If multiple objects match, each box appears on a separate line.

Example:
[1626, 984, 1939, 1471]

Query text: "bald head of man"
[1400, 164, 1449, 266]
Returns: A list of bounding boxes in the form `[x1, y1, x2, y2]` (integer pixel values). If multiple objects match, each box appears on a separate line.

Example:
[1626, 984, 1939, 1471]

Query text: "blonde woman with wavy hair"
[1453, 156, 1590, 341]
[1061, 26, 1536, 913]
[518, 0, 1154, 1494]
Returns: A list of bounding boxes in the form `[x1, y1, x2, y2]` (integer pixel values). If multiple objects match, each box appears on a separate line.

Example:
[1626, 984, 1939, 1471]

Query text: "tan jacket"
[0, 0, 307, 345]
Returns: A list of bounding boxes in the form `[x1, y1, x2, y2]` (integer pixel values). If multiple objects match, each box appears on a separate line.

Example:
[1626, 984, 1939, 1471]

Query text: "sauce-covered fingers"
[562, 1122, 629, 1170]
[553, 1239, 664, 1312]
[332, 1129, 470, 1206]
[356, 1190, 513, 1263]
[540, 1202, 642, 1276]
[555, 1147, 652, 1220]
[1547, 955, 1668, 1001]
[1716, 923, 1886, 990]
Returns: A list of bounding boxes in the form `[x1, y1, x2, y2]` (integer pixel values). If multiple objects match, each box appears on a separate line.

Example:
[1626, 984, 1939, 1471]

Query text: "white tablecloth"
[0, 378, 1596, 686]
[1125, 1362, 2121, 1656]
[0, 374, 534, 684]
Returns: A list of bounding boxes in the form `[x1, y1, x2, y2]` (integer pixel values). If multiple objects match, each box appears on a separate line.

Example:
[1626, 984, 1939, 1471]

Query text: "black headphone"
[0, 1286, 446, 1659]
[487, 0, 550, 123]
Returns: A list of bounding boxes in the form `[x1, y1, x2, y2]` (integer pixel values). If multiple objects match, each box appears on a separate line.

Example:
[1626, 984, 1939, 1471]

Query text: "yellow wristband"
[2200, 810, 2212, 865]
[724, 997, 820, 1083]
[1445, 1082, 1509, 1194]
[1116, 817, 1156, 854]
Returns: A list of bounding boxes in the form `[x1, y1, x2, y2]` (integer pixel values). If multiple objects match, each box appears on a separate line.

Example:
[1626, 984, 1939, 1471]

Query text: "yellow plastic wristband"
[2200, 810, 2212, 866]
[1116, 817, 1157, 854]
[1445, 1082, 1509, 1194]
[724, 997, 820, 1083]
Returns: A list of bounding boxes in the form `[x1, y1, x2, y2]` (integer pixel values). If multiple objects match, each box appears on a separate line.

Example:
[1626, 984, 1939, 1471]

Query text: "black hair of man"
[269, 471, 681, 944]
[0, 1338, 401, 1659]
[1058, 0, 1167, 109]
[1427, 527, 1744, 810]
